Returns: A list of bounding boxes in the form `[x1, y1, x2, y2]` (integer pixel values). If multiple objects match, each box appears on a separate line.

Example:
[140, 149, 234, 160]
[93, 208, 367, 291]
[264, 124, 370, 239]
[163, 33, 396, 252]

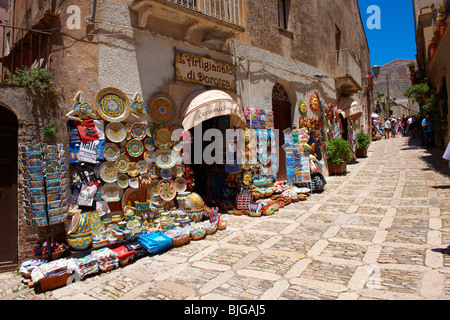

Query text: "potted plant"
[355, 131, 370, 158]
[325, 137, 352, 176]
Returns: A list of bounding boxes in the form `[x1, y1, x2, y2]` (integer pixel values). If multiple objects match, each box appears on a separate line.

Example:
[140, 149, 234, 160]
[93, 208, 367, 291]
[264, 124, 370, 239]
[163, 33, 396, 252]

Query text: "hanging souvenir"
[157, 179, 177, 202]
[105, 122, 126, 143]
[137, 160, 148, 174]
[131, 93, 147, 116]
[243, 171, 252, 186]
[299, 100, 307, 114]
[126, 139, 144, 158]
[173, 164, 184, 177]
[144, 137, 156, 151]
[101, 183, 123, 203]
[310, 93, 320, 112]
[117, 173, 129, 189]
[127, 162, 140, 177]
[103, 143, 120, 162]
[94, 87, 131, 123]
[174, 177, 187, 193]
[99, 161, 118, 183]
[115, 154, 130, 173]
[148, 163, 160, 179]
[154, 148, 176, 169]
[160, 168, 174, 179]
[66, 91, 98, 122]
[153, 124, 174, 149]
[131, 123, 147, 140]
[144, 151, 155, 164]
[75, 119, 99, 143]
[147, 93, 177, 125]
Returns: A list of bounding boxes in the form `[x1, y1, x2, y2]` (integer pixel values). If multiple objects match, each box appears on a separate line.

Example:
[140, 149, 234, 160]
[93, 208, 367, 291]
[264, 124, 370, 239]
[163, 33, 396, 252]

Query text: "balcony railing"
[0, 24, 52, 83]
[335, 48, 362, 92]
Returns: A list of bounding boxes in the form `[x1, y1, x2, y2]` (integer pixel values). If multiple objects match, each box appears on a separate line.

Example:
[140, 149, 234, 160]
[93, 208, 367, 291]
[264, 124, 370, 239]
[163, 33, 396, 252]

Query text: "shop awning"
[180, 90, 246, 131]
[338, 97, 363, 121]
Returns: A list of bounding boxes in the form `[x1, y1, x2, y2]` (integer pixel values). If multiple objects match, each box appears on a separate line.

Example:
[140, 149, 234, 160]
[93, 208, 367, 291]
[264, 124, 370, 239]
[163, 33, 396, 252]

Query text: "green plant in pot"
[355, 131, 370, 158]
[326, 137, 352, 175]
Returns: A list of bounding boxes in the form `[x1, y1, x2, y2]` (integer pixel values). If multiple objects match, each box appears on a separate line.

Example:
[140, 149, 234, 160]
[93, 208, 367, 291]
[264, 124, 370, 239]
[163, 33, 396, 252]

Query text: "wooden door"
[273, 101, 292, 181]
[0, 107, 18, 272]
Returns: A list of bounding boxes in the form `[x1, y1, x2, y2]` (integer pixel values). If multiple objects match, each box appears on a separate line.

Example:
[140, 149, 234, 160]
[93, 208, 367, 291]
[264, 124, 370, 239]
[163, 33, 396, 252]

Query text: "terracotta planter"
[328, 161, 347, 176]
[355, 148, 368, 158]
[440, 24, 446, 37]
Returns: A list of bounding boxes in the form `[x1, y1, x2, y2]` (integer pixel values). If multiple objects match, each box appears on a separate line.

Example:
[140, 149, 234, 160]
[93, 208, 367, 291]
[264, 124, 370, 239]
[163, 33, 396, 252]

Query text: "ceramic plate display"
[125, 123, 133, 133]
[174, 177, 187, 193]
[105, 122, 126, 143]
[103, 143, 120, 161]
[150, 179, 159, 196]
[101, 183, 122, 202]
[144, 137, 156, 151]
[127, 162, 140, 177]
[129, 176, 139, 189]
[127, 139, 144, 158]
[117, 173, 129, 189]
[157, 179, 176, 202]
[153, 125, 174, 149]
[173, 164, 184, 177]
[131, 123, 147, 140]
[147, 93, 177, 125]
[126, 220, 136, 230]
[137, 160, 148, 174]
[144, 151, 155, 164]
[160, 168, 173, 179]
[100, 161, 118, 183]
[94, 87, 131, 123]
[154, 148, 176, 169]
[148, 163, 160, 179]
[115, 155, 130, 173]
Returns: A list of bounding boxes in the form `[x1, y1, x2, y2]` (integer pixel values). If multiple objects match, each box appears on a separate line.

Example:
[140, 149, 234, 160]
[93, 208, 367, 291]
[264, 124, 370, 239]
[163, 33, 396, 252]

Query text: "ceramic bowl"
[67, 233, 93, 250]
[186, 209, 203, 222]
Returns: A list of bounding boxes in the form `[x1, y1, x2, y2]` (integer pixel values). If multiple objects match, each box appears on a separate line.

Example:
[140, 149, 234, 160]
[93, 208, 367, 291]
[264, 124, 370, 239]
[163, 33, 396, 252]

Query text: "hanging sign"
[175, 50, 236, 91]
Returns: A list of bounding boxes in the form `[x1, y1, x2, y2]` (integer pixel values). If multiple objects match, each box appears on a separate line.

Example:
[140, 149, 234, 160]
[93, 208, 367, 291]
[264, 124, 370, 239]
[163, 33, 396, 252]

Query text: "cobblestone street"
[2, 136, 450, 300]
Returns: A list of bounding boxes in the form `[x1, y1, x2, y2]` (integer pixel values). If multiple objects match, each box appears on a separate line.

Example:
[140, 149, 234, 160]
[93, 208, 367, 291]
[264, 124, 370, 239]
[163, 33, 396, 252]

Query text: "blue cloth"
[422, 118, 434, 133]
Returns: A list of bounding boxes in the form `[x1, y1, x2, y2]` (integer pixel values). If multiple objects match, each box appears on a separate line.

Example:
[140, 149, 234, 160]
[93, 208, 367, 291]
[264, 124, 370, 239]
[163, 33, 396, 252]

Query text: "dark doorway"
[0, 106, 18, 272]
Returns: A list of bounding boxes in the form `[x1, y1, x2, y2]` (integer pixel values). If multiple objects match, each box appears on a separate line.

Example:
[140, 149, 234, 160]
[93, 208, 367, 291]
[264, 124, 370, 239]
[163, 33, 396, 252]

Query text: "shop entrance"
[0, 106, 18, 271]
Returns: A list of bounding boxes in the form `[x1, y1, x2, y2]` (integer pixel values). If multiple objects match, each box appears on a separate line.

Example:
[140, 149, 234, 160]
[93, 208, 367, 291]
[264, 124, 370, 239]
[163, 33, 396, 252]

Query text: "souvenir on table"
[153, 125, 174, 149]
[100, 161, 118, 183]
[137, 160, 148, 174]
[144, 137, 156, 151]
[310, 93, 320, 112]
[127, 162, 140, 177]
[101, 183, 123, 203]
[160, 168, 173, 179]
[103, 143, 120, 161]
[105, 122, 126, 143]
[117, 173, 129, 189]
[144, 151, 154, 164]
[131, 123, 147, 140]
[115, 154, 130, 173]
[174, 177, 187, 193]
[148, 163, 160, 179]
[147, 93, 177, 125]
[154, 148, 176, 169]
[94, 87, 131, 123]
[173, 164, 184, 177]
[126, 139, 144, 158]
[157, 179, 176, 202]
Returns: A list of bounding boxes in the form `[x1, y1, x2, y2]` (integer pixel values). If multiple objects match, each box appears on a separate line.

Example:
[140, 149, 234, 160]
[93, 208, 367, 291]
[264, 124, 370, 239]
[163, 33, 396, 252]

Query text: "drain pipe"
[85, 0, 97, 25]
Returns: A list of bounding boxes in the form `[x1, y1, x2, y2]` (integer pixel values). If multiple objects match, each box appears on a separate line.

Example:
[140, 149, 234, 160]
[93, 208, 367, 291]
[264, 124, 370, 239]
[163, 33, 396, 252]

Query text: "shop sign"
[175, 50, 236, 91]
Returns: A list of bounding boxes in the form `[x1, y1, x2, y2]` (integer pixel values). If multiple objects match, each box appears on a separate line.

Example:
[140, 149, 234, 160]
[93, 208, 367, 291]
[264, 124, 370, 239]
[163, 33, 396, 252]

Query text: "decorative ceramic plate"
[105, 122, 126, 143]
[127, 162, 140, 177]
[154, 148, 176, 169]
[137, 160, 148, 174]
[145, 124, 154, 138]
[115, 155, 130, 173]
[144, 151, 155, 164]
[147, 93, 177, 125]
[299, 100, 307, 114]
[153, 125, 174, 149]
[127, 139, 144, 158]
[100, 161, 118, 183]
[148, 163, 160, 179]
[150, 179, 159, 196]
[173, 164, 185, 177]
[94, 87, 131, 123]
[131, 123, 147, 140]
[160, 168, 173, 179]
[158, 179, 176, 202]
[129, 176, 139, 189]
[103, 143, 120, 161]
[174, 177, 187, 193]
[144, 137, 156, 151]
[117, 173, 129, 189]
[126, 220, 136, 230]
[101, 183, 122, 202]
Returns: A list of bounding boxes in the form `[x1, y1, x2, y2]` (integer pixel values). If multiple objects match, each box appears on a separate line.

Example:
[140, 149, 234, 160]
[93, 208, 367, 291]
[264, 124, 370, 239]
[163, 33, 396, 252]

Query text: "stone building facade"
[0, 0, 372, 268]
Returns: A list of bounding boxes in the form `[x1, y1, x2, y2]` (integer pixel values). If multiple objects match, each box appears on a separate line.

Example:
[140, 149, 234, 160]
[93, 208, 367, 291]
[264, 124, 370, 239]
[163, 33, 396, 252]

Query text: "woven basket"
[249, 211, 262, 217]
[217, 221, 226, 230]
[172, 235, 190, 247]
[205, 226, 217, 235]
[234, 210, 243, 216]
[191, 233, 206, 241]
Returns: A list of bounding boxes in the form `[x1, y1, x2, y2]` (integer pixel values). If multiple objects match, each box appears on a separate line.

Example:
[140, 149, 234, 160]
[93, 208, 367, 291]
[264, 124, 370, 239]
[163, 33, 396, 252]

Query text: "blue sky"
[358, 0, 417, 67]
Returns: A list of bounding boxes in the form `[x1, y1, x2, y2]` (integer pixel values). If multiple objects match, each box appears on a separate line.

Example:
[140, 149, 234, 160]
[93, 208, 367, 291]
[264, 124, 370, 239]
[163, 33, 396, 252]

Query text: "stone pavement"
[2, 136, 450, 300]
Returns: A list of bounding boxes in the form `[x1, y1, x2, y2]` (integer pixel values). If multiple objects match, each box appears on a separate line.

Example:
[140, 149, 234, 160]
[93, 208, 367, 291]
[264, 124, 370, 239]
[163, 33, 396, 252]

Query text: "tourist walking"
[422, 113, 435, 149]
[399, 117, 406, 135]
[390, 117, 397, 138]
[384, 117, 390, 139]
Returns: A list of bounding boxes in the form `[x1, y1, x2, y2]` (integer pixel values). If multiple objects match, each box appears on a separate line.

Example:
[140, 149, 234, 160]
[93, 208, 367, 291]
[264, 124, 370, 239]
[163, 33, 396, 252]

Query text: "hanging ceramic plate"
[103, 143, 120, 161]
[144, 151, 155, 164]
[150, 179, 159, 196]
[147, 93, 177, 125]
[127, 162, 140, 177]
[173, 164, 184, 177]
[101, 183, 122, 202]
[160, 168, 173, 179]
[154, 148, 176, 169]
[115, 155, 130, 173]
[117, 173, 129, 189]
[94, 87, 131, 123]
[137, 160, 148, 174]
[105, 122, 126, 143]
[144, 137, 156, 152]
[158, 179, 176, 202]
[131, 123, 147, 140]
[127, 139, 144, 158]
[129, 176, 139, 189]
[153, 125, 174, 149]
[174, 177, 187, 193]
[148, 163, 160, 179]
[145, 124, 154, 138]
[100, 161, 118, 183]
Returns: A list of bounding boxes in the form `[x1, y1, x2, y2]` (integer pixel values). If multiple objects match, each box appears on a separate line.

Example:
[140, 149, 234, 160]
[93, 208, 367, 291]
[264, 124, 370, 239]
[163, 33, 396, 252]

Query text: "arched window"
[272, 82, 290, 103]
